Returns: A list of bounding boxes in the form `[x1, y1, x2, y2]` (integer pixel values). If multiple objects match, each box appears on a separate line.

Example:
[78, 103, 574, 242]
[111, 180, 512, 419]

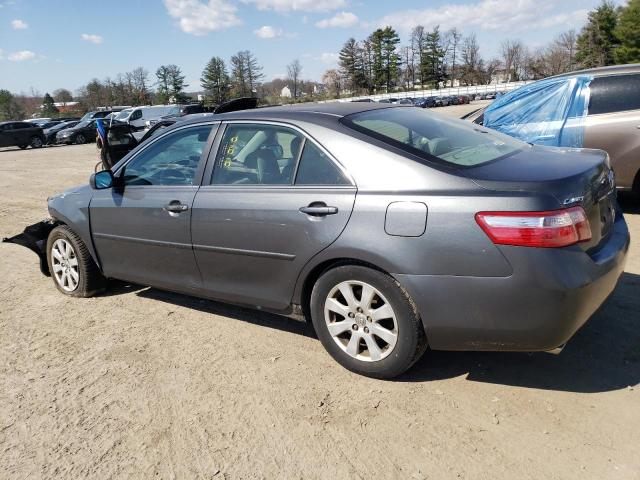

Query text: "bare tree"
[500, 39, 525, 81]
[447, 28, 462, 87]
[322, 69, 342, 98]
[555, 30, 577, 71]
[287, 59, 302, 99]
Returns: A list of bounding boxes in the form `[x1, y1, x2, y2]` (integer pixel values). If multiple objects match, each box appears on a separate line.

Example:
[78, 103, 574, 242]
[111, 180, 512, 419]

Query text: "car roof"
[550, 63, 640, 79]
[177, 102, 399, 128]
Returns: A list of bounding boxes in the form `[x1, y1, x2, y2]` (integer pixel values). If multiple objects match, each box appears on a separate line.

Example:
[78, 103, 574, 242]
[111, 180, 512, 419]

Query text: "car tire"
[18, 145, 28, 150]
[29, 136, 43, 148]
[310, 265, 427, 379]
[46, 225, 107, 298]
[75, 134, 86, 145]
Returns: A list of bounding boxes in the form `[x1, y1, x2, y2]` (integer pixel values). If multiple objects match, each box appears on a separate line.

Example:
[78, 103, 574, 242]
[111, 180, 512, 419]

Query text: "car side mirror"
[90, 170, 114, 189]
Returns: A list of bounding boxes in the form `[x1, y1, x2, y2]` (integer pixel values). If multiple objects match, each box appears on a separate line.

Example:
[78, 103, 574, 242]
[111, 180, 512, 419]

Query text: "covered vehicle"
[464, 64, 640, 195]
[0, 121, 45, 149]
[3, 103, 629, 379]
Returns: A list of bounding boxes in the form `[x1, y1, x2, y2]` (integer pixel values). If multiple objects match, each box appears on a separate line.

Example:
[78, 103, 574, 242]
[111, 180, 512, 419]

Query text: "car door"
[583, 73, 640, 190]
[191, 121, 357, 311]
[89, 122, 218, 292]
[0, 124, 10, 147]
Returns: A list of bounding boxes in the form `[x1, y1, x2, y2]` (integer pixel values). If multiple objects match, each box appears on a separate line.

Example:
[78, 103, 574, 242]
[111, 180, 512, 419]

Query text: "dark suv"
[0, 121, 45, 149]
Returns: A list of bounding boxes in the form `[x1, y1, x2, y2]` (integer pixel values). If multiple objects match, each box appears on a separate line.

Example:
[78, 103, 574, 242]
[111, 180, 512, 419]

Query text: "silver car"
[5, 103, 629, 378]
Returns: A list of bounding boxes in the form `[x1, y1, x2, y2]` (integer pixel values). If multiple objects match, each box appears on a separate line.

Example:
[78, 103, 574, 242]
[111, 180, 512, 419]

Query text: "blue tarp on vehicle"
[482, 75, 593, 148]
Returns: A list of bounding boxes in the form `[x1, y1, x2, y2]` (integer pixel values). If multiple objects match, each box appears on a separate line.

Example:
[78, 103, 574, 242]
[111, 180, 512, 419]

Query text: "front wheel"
[310, 265, 427, 379]
[46, 225, 106, 297]
[29, 136, 43, 148]
[75, 134, 86, 144]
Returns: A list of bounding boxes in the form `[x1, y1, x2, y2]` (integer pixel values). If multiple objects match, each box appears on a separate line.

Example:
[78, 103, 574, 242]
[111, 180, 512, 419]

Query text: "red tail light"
[475, 207, 592, 248]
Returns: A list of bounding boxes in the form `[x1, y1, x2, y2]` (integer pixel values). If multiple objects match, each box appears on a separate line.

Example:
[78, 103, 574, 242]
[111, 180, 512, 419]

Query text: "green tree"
[155, 66, 171, 104]
[423, 26, 447, 88]
[614, 0, 640, 64]
[576, 1, 620, 67]
[339, 38, 364, 93]
[369, 27, 401, 92]
[52, 88, 73, 103]
[201, 56, 230, 104]
[42, 93, 59, 116]
[230, 51, 264, 97]
[0, 89, 24, 121]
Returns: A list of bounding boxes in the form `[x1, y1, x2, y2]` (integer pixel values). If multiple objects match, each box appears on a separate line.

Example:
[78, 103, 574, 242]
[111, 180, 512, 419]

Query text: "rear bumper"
[397, 214, 630, 351]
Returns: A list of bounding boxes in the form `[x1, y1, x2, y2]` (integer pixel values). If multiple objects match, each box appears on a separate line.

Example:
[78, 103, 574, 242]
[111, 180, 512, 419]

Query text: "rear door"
[191, 121, 356, 310]
[584, 73, 640, 190]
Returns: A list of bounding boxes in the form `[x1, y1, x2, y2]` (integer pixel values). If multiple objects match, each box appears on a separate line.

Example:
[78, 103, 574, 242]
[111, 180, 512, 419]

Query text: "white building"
[280, 86, 292, 98]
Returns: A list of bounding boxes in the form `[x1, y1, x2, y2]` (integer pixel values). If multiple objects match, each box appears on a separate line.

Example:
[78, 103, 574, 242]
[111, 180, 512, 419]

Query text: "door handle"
[299, 203, 338, 217]
[163, 201, 189, 213]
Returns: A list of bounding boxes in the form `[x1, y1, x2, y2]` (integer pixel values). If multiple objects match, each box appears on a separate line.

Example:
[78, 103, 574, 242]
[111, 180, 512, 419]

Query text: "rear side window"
[589, 74, 640, 115]
[343, 107, 524, 167]
[295, 142, 349, 185]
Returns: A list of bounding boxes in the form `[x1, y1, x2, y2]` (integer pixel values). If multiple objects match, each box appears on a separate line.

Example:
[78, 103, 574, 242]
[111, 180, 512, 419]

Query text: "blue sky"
[0, 0, 627, 95]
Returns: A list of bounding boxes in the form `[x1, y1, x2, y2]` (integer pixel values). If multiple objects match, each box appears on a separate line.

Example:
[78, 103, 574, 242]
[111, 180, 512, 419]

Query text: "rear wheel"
[75, 133, 86, 144]
[46, 225, 106, 297]
[29, 136, 43, 148]
[310, 265, 427, 379]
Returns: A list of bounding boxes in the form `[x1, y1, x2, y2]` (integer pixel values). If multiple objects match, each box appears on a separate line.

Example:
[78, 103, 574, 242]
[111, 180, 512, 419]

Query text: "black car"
[43, 121, 79, 145]
[55, 119, 99, 145]
[414, 97, 437, 108]
[0, 121, 45, 149]
[79, 110, 114, 122]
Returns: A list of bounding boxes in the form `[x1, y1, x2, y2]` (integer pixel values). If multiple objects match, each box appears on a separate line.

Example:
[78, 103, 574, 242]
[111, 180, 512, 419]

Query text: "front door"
[191, 122, 356, 311]
[90, 123, 216, 291]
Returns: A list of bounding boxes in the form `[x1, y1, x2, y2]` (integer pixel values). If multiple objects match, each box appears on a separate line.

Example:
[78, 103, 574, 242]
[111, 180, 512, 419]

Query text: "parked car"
[79, 110, 115, 122]
[5, 103, 629, 379]
[25, 117, 51, 124]
[436, 96, 449, 107]
[458, 95, 471, 104]
[55, 119, 99, 145]
[114, 105, 178, 130]
[415, 97, 438, 108]
[397, 98, 415, 105]
[0, 121, 45, 149]
[464, 64, 640, 195]
[43, 120, 79, 145]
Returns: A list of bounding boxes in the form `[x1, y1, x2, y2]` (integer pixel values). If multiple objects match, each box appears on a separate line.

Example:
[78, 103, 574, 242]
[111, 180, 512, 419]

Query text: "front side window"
[123, 125, 212, 186]
[130, 109, 143, 121]
[343, 107, 524, 167]
[212, 124, 303, 185]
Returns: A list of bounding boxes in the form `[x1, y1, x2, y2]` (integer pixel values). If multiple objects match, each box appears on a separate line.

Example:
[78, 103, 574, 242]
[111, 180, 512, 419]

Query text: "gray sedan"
[4, 103, 630, 378]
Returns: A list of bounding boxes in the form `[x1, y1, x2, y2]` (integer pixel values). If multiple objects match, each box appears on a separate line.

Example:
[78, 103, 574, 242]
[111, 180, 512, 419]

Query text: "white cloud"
[8, 50, 36, 61]
[81, 33, 103, 44]
[315, 11, 358, 28]
[254, 25, 282, 38]
[378, 0, 589, 33]
[319, 52, 339, 64]
[164, 0, 241, 35]
[241, 0, 346, 12]
[11, 19, 28, 29]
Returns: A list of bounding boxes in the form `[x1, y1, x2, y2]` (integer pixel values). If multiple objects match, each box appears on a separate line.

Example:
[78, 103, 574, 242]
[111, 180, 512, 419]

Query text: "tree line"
[1, 0, 638, 120]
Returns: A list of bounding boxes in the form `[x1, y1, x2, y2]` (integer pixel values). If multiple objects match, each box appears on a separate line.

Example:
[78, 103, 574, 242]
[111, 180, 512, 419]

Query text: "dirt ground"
[1, 104, 639, 480]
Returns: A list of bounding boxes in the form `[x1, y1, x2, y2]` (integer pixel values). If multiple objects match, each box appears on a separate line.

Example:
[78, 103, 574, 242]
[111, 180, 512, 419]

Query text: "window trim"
[113, 121, 219, 188]
[204, 120, 355, 188]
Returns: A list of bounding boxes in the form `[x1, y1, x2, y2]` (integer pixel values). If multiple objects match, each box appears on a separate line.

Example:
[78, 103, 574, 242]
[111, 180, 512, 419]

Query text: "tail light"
[475, 207, 592, 248]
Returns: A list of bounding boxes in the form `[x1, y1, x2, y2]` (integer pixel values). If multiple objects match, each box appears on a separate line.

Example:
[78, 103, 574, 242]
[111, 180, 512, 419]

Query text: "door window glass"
[123, 125, 212, 186]
[130, 109, 143, 120]
[589, 74, 640, 115]
[295, 142, 350, 185]
[211, 124, 303, 185]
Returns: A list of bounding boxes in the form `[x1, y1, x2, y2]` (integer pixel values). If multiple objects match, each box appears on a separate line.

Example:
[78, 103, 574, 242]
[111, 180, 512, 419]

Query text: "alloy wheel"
[324, 280, 398, 362]
[76, 134, 85, 144]
[30, 137, 43, 148]
[51, 238, 79, 292]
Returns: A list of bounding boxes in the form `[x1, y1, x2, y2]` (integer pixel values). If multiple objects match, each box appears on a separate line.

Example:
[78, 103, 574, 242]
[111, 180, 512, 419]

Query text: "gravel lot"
[1, 103, 639, 480]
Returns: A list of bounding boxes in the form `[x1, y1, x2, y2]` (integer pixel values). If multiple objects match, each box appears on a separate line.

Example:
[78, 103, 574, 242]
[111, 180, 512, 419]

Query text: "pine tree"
[42, 93, 58, 116]
[614, 0, 640, 64]
[244, 51, 264, 97]
[424, 26, 447, 88]
[339, 38, 364, 94]
[201, 56, 230, 104]
[575, 1, 619, 67]
[155, 66, 171, 104]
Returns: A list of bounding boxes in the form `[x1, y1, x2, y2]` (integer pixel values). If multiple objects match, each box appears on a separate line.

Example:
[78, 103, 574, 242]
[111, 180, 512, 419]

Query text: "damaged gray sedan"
[4, 103, 630, 378]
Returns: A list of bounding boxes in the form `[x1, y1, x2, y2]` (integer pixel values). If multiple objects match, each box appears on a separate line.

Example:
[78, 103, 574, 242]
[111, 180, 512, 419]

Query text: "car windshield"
[75, 120, 91, 129]
[343, 107, 525, 167]
[115, 110, 131, 121]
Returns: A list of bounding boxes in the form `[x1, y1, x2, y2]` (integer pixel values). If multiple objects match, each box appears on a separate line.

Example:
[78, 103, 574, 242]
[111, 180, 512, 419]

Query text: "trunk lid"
[464, 144, 617, 253]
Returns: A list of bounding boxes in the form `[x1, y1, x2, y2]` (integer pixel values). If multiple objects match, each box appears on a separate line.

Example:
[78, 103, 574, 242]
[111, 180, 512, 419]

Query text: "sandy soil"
[1, 105, 639, 480]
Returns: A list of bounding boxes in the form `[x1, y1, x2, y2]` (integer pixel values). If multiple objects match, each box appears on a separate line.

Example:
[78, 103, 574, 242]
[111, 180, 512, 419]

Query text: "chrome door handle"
[163, 201, 189, 213]
[299, 205, 338, 216]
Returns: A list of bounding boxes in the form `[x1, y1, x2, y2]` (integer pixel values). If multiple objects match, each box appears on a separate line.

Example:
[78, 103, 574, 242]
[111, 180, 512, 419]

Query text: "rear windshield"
[342, 107, 524, 167]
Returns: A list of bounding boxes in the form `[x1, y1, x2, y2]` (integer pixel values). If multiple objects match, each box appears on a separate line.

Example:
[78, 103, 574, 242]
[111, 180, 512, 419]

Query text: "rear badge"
[563, 196, 584, 205]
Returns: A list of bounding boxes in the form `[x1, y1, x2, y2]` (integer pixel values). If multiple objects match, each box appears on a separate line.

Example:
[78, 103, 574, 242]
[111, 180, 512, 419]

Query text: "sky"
[0, 0, 628, 95]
